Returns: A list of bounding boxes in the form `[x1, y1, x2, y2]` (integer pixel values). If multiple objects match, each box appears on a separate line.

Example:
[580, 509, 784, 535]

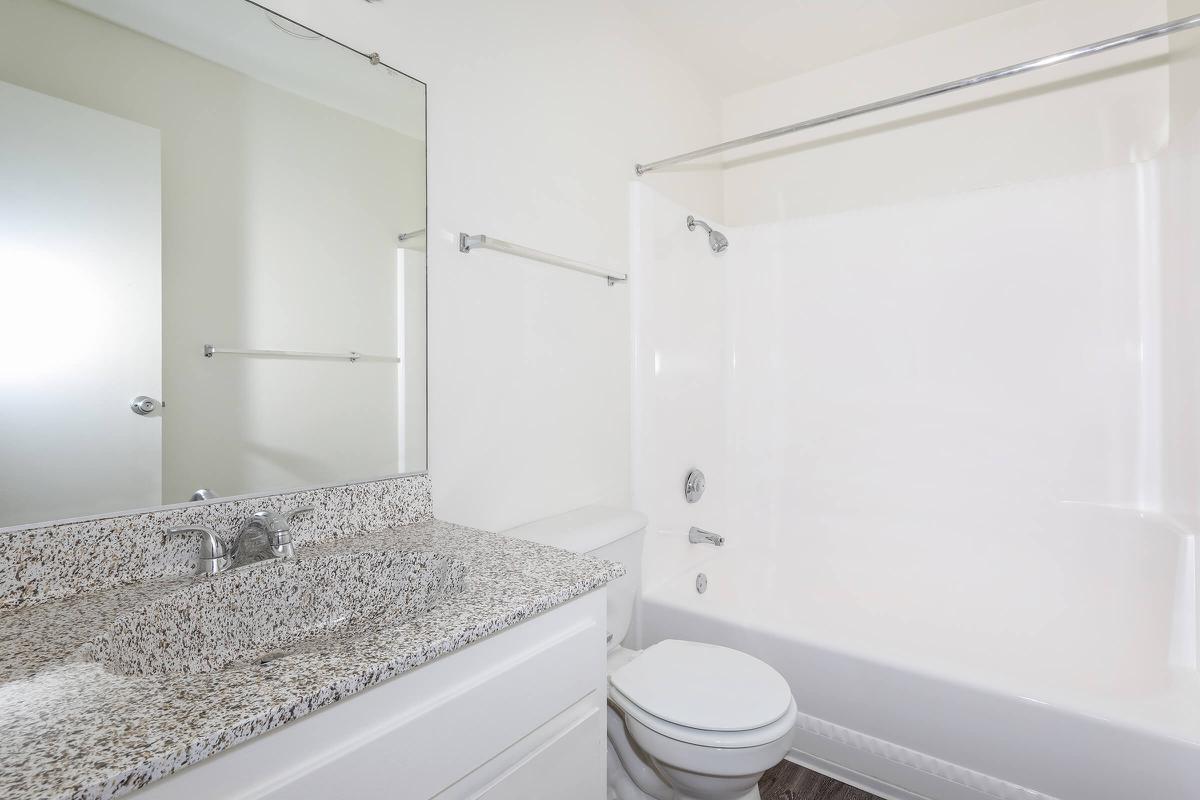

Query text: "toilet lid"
[609, 640, 793, 732]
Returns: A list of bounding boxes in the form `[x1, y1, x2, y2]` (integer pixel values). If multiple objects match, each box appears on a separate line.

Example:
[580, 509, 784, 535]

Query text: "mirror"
[0, 0, 427, 528]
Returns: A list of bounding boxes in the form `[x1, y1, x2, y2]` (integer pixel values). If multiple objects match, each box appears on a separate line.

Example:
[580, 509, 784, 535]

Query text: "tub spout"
[688, 527, 725, 547]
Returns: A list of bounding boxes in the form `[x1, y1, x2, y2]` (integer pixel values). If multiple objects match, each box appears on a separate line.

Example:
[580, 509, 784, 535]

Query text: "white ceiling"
[623, 0, 1041, 96]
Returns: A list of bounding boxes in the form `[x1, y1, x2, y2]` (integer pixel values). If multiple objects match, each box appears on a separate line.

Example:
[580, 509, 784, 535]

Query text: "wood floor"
[759, 760, 882, 800]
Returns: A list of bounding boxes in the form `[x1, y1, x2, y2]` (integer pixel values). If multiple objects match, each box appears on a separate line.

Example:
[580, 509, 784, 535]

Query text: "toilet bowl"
[606, 640, 797, 800]
[503, 507, 797, 800]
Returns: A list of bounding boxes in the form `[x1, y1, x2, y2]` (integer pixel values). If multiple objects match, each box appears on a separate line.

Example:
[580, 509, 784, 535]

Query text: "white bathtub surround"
[726, 162, 1151, 521]
[632, 1, 1200, 799]
[633, 125, 1173, 546]
[633, 0, 1195, 539]
[630, 183, 733, 594]
[1160, 0, 1200, 523]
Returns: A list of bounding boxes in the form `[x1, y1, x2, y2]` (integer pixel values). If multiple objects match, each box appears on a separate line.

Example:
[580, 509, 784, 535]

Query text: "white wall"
[261, 0, 723, 531]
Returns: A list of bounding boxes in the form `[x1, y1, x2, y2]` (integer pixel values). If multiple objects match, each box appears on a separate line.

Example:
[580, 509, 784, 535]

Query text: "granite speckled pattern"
[81, 550, 466, 676]
[0, 474, 433, 608]
[0, 519, 624, 800]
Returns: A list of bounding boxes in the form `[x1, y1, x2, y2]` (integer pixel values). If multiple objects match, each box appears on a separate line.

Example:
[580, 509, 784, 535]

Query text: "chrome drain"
[256, 649, 290, 666]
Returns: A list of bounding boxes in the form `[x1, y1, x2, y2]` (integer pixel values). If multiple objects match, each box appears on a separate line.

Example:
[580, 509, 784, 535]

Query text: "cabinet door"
[470, 707, 605, 800]
[263, 620, 599, 799]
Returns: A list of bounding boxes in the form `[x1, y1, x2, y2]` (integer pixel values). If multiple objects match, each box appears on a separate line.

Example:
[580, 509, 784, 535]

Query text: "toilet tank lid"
[503, 505, 647, 553]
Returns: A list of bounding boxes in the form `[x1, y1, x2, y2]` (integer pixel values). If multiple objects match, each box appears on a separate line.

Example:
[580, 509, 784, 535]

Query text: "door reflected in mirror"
[0, 0, 427, 528]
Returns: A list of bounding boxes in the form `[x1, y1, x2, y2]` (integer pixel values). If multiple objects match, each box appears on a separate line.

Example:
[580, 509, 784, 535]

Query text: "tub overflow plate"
[696, 572, 708, 594]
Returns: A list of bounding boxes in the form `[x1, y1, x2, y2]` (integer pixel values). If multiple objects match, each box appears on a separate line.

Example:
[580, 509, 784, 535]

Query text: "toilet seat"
[611, 685, 798, 749]
[608, 639, 796, 749]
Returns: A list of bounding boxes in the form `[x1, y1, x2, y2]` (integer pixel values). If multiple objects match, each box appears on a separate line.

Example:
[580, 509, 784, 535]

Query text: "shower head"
[709, 228, 729, 253]
[687, 215, 729, 253]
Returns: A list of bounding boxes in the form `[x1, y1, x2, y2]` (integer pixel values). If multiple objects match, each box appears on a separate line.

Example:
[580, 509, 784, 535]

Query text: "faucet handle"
[284, 506, 315, 525]
[166, 525, 232, 575]
[259, 507, 314, 562]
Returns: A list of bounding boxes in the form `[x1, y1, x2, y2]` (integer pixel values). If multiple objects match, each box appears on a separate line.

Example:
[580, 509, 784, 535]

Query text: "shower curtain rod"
[634, 13, 1200, 175]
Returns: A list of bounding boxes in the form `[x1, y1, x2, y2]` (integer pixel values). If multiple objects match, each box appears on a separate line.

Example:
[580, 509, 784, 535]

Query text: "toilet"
[505, 506, 797, 800]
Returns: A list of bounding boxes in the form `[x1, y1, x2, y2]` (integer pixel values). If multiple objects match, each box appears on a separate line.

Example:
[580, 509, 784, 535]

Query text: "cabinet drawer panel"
[471, 706, 605, 800]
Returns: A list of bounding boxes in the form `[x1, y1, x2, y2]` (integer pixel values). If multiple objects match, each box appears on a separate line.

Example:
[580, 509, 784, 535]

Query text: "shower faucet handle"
[688, 527, 725, 547]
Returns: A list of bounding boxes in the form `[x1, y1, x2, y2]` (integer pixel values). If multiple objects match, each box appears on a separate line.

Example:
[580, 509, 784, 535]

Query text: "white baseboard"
[786, 710, 1057, 800]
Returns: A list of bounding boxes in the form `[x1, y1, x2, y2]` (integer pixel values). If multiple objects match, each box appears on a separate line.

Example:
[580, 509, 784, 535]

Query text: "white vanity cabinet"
[134, 591, 607, 800]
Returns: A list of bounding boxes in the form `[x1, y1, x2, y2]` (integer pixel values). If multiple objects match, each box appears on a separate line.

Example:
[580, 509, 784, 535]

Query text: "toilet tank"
[503, 506, 647, 651]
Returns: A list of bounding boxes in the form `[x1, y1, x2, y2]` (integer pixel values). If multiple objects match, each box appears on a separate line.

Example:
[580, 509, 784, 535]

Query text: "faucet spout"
[688, 527, 725, 547]
[230, 506, 314, 567]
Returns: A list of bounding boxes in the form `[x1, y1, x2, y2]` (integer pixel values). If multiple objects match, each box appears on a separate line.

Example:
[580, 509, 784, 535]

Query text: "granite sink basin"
[81, 550, 466, 676]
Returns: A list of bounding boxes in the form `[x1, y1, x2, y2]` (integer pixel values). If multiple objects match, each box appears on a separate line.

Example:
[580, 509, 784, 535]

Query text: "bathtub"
[636, 504, 1200, 800]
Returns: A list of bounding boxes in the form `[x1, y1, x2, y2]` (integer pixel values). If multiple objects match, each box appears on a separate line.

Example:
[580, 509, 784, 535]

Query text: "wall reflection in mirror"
[0, 0, 427, 528]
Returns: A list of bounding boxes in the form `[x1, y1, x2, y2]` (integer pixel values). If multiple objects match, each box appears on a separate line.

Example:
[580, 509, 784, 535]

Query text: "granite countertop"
[0, 519, 624, 800]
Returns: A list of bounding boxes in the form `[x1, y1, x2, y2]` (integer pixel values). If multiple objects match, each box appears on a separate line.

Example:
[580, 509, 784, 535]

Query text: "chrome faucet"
[688, 526, 725, 547]
[230, 507, 315, 568]
[166, 506, 315, 575]
[166, 525, 232, 575]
